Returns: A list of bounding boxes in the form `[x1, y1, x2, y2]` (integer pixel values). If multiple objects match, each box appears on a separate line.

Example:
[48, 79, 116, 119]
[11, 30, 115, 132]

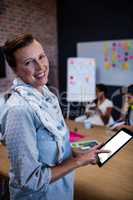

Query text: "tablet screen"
[97, 128, 132, 167]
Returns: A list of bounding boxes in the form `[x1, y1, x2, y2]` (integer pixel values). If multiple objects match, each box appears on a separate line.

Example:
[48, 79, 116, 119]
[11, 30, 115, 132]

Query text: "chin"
[42, 77, 48, 85]
[32, 76, 48, 86]
[38, 79, 48, 87]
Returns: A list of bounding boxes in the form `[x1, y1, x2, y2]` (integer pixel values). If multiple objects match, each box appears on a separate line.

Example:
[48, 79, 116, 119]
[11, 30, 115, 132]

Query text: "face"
[14, 39, 49, 92]
[96, 88, 104, 99]
[127, 93, 133, 106]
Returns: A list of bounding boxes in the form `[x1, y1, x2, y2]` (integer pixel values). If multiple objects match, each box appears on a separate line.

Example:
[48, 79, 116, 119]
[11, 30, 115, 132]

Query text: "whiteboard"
[67, 58, 96, 102]
[77, 39, 133, 86]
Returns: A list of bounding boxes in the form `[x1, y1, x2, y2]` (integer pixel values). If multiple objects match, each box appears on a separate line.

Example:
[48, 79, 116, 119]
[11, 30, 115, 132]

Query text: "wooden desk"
[0, 143, 10, 198]
[66, 120, 133, 200]
[0, 121, 133, 200]
[0, 143, 9, 177]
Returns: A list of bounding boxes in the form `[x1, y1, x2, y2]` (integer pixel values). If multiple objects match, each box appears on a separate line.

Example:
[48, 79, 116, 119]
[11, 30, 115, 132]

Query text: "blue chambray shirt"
[1, 92, 74, 200]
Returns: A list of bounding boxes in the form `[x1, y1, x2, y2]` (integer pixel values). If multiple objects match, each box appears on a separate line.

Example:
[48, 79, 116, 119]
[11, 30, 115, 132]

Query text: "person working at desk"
[112, 84, 133, 132]
[75, 84, 114, 126]
[0, 33, 109, 200]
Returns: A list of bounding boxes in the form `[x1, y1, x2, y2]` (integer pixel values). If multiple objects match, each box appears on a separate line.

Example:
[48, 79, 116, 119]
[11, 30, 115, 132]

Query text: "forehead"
[14, 39, 44, 61]
[96, 88, 102, 92]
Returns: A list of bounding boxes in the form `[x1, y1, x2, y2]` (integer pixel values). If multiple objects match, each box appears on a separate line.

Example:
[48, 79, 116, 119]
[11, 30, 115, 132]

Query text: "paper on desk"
[109, 121, 125, 130]
[69, 131, 85, 142]
[71, 140, 99, 150]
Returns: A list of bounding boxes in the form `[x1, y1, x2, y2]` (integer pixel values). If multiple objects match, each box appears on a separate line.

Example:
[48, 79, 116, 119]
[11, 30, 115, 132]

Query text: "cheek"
[19, 68, 34, 77]
[47, 66, 49, 74]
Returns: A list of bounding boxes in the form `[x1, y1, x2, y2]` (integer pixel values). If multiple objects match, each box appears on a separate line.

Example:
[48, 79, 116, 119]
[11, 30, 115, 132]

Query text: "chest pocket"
[36, 128, 58, 166]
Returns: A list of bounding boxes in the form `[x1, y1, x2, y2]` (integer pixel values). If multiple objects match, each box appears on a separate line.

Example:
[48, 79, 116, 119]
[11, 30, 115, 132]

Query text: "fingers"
[112, 127, 119, 131]
[96, 149, 111, 154]
[91, 143, 111, 154]
[81, 143, 110, 166]
[91, 143, 104, 150]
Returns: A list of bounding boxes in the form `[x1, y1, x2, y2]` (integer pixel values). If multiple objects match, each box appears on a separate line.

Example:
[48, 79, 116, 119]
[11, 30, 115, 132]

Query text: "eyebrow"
[23, 58, 34, 63]
[23, 52, 46, 62]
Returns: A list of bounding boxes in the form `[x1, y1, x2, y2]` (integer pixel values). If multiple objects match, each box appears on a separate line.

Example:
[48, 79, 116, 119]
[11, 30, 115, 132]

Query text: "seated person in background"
[117, 89, 129, 121]
[112, 84, 133, 132]
[75, 84, 114, 126]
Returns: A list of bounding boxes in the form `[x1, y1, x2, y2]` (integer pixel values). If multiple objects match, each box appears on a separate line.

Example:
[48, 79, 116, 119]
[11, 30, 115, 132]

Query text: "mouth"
[34, 72, 46, 79]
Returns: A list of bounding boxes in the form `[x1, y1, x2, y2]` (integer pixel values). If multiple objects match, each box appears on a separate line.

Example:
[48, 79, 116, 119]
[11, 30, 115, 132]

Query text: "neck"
[35, 86, 44, 94]
[98, 95, 106, 104]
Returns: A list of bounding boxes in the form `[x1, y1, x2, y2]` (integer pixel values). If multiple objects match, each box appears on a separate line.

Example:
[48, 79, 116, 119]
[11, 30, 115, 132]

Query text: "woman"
[112, 84, 133, 132]
[90, 84, 114, 126]
[0, 33, 109, 200]
[75, 84, 114, 126]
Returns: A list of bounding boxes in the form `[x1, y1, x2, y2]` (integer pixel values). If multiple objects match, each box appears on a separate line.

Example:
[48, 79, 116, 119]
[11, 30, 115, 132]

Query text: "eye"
[25, 61, 31, 66]
[24, 59, 34, 67]
[39, 54, 46, 60]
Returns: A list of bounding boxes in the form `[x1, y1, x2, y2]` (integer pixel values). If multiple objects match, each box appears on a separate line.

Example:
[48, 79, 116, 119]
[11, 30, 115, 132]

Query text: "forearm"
[50, 144, 110, 183]
[122, 125, 133, 132]
[98, 107, 112, 125]
[50, 157, 79, 183]
[97, 109, 109, 125]
[100, 114, 110, 125]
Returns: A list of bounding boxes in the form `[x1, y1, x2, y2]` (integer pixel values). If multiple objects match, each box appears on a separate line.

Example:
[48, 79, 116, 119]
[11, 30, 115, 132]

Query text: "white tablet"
[97, 128, 132, 167]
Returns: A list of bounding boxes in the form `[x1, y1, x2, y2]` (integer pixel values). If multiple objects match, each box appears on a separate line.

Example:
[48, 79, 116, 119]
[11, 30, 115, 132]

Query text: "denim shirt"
[1, 93, 74, 200]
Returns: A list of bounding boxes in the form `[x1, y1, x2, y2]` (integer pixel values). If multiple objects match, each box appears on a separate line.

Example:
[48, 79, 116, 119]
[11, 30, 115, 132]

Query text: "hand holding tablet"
[97, 128, 133, 167]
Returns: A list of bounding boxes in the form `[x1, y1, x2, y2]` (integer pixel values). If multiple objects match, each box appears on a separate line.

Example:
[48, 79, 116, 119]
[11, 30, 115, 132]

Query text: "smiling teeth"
[36, 73, 44, 78]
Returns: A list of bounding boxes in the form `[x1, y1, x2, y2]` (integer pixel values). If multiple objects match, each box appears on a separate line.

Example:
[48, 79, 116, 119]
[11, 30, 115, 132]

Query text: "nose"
[35, 60, 47, 71]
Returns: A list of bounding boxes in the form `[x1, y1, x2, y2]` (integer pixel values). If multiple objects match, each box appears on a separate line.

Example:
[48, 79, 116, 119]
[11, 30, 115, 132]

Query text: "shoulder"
[7, 92, 28, 107]
[104, 99, 113, 107]
[1, 92, 35, 123]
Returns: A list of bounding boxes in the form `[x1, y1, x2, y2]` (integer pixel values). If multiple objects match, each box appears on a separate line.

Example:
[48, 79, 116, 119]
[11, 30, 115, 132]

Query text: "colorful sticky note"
[104, 62, 111, 70]
[85, 76, 90, 82]
[112, 52, 117, 62]
[123, 42, 128, 51]
[122, 62, 129, 70]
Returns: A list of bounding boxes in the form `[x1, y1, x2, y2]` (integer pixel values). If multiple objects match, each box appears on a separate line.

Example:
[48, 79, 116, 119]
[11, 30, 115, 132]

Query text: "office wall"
[0, 0, 58, 92]
[57, 0, 133, 118]
[57, 1, 133, 93]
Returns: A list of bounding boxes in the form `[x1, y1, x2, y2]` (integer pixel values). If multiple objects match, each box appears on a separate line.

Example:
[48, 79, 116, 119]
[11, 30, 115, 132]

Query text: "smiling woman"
[0, 33, 110, 200]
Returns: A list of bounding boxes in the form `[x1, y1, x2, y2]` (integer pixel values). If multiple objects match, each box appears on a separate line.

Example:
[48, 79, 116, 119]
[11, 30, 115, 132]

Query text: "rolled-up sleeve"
[2, 106, 52, 193]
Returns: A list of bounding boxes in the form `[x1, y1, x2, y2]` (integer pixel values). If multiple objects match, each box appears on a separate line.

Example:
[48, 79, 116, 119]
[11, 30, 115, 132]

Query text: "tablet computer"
[97, 128, 132, 167]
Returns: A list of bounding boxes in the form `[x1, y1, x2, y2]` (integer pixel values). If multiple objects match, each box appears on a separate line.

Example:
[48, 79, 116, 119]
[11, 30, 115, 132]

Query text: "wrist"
[70, 156, 82, 168]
